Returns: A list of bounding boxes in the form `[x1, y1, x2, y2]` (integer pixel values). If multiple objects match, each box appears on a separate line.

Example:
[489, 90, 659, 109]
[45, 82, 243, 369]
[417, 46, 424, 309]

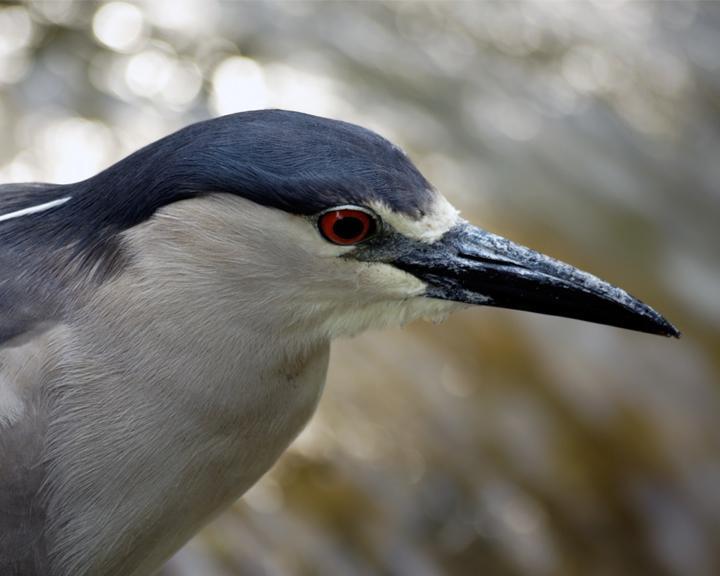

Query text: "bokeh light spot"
[125, 47, 175, 98]
[0, 6, 34, 57]
[93, 2, 146, 53]
[38, 117, 115, 183]
[211, 56, 268, 114]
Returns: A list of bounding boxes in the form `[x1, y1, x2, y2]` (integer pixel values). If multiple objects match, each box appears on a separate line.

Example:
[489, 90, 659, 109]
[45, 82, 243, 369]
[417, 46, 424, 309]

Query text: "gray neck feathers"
[38, 196, 331, 576]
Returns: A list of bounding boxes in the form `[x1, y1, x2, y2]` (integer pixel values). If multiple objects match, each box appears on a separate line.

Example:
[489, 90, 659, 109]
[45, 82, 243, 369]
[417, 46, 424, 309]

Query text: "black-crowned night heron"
[0, 110, 678, 576]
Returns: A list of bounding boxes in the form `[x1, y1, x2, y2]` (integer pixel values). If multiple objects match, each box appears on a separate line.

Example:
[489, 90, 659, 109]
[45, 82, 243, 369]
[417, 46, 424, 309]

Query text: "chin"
[323, 296, 462, 340]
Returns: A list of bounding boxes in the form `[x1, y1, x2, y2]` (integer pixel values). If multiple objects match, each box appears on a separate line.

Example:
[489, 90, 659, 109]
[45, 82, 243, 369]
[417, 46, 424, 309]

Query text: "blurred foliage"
[1, 1, 719, 575]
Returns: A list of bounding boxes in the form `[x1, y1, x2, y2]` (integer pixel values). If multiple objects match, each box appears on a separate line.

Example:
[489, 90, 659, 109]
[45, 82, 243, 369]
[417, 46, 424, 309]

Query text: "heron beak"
[392, 223, 679, 337]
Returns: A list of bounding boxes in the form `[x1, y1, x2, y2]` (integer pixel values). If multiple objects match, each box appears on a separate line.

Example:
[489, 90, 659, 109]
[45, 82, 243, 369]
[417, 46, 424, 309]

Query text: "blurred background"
[1, 1, 719, 575]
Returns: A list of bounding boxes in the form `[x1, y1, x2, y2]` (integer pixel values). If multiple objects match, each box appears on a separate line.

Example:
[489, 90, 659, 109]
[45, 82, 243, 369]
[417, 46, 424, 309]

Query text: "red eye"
[318, 208, 376, 245]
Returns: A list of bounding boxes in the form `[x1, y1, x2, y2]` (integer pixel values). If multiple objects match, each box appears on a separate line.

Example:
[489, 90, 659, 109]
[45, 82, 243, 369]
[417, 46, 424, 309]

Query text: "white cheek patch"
[369, 194, 460, 243]
[356, 261, 426, 298]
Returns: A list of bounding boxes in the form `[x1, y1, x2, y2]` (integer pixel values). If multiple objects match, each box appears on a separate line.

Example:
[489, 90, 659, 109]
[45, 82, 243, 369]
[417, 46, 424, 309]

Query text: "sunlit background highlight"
[1, 1, 719, 575]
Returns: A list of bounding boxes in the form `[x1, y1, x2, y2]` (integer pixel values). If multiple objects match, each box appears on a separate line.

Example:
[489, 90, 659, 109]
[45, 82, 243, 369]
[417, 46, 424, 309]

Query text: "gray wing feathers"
[0, 255, 61, 346]
[0, 408, 49, 575]
[0, 183, 72, 347]
[1, 183, 68, 574]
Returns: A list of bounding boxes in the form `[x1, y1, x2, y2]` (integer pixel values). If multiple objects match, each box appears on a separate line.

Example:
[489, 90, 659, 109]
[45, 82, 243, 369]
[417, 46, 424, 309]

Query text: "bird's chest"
[46, 335, 330, 576]
[132, 345, 331, 574]
[127, 347, 329, 575]
[196, 344, 330, 483]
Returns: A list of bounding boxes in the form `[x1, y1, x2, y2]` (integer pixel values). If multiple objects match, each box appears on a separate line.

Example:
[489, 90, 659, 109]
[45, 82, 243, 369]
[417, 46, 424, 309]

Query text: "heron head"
[108, 110, 677, 341]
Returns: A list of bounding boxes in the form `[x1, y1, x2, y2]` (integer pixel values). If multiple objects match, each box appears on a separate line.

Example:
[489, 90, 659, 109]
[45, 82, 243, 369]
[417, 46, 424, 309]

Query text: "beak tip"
[661, 320, 681, 339]
[643, 307, 680, 338]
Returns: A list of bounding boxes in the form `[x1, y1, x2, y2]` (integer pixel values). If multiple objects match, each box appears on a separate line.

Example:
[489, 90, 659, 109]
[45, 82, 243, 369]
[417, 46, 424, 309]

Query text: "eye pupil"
[318, 208, 377, 245]
[333, 216, 365, 240]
